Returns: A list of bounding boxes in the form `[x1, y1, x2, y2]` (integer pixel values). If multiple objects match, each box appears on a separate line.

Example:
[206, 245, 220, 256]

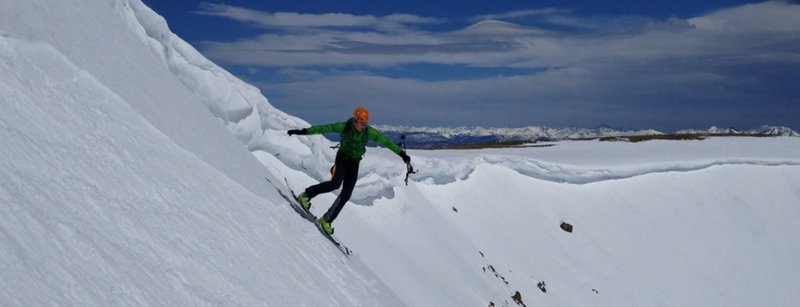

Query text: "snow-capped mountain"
[377, 124, 798, 148]
[677, 125, 800, 137]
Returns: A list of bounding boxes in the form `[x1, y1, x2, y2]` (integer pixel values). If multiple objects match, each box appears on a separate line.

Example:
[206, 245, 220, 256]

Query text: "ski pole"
[405, 162, 417, 186]
[400, 135, 418, 186]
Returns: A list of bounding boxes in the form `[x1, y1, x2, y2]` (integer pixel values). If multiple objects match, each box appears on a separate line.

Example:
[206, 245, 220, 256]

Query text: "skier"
[287, 106, 411, 235]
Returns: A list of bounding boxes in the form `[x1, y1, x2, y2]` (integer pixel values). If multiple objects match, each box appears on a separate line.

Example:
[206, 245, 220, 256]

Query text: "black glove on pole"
[400, 151, 411, 164]
[399, 135, 417, 185]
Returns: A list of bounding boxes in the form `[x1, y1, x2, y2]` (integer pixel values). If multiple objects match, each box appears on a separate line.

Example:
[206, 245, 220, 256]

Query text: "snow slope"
[353, 139, 800, 306]
[1, 1, 400, 306]
[2, 1, 800, 306]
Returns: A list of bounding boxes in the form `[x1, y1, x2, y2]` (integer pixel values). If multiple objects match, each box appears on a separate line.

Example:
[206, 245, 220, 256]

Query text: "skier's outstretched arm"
[367, 127, 411, 164]
[287, 122, 346, 136]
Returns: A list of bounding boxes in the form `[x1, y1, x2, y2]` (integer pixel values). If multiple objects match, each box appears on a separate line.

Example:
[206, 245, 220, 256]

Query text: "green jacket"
[306, 120, 403, 161]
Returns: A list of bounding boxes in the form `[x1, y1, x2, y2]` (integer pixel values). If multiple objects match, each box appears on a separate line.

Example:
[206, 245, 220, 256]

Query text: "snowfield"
[2, 1, 799, 306]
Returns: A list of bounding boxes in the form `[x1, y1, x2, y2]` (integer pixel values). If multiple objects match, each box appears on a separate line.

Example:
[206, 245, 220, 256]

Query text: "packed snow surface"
[2, 1, 800, 306]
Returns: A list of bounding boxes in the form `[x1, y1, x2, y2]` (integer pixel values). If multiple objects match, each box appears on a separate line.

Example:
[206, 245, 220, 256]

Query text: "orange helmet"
[353, 106, 370, 123]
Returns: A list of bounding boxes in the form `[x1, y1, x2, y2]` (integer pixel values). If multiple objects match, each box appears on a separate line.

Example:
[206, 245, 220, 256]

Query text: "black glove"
[399, 150, 411, 164]
[287, 128, 307, 136]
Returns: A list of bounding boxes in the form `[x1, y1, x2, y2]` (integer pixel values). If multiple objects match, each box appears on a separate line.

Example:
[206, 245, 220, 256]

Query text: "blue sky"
[143, 1, 800, 131]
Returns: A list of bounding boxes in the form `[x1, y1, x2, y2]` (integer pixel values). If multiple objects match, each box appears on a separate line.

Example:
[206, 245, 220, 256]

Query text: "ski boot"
[319, 216, 334, 235]
[297, 192, 311, 212]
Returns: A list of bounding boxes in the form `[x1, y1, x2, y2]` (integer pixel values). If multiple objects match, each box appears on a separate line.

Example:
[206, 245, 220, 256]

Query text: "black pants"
[304, 152, 360, 223]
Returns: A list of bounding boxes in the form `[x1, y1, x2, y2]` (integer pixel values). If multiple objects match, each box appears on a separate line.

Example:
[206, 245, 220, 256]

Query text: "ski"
[288, 188, 352, 255]
[284, 178, 352, 256]
[267, 177, 352, 256]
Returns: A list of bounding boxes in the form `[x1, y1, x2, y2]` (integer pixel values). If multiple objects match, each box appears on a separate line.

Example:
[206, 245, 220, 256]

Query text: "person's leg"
[323, 157, 359, 223]
[304, 153, 346, 199]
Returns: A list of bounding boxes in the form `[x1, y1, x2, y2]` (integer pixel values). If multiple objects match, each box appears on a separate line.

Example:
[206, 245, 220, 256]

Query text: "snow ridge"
[125, 0, 340, 182]
[403, 152, 800, 187]
[482, 156, 800, 184]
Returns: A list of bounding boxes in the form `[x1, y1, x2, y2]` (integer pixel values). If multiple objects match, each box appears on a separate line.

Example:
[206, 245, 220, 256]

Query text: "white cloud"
[471, 8, 572, 22]
[196, 2, 800, 70]
[688, 1, 800, 33]
[195, 3, 443, 31]
[198, 2, 800, 129]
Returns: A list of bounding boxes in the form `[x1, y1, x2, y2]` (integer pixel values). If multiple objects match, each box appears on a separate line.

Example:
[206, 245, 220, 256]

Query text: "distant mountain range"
[375, 125, 799, 149]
